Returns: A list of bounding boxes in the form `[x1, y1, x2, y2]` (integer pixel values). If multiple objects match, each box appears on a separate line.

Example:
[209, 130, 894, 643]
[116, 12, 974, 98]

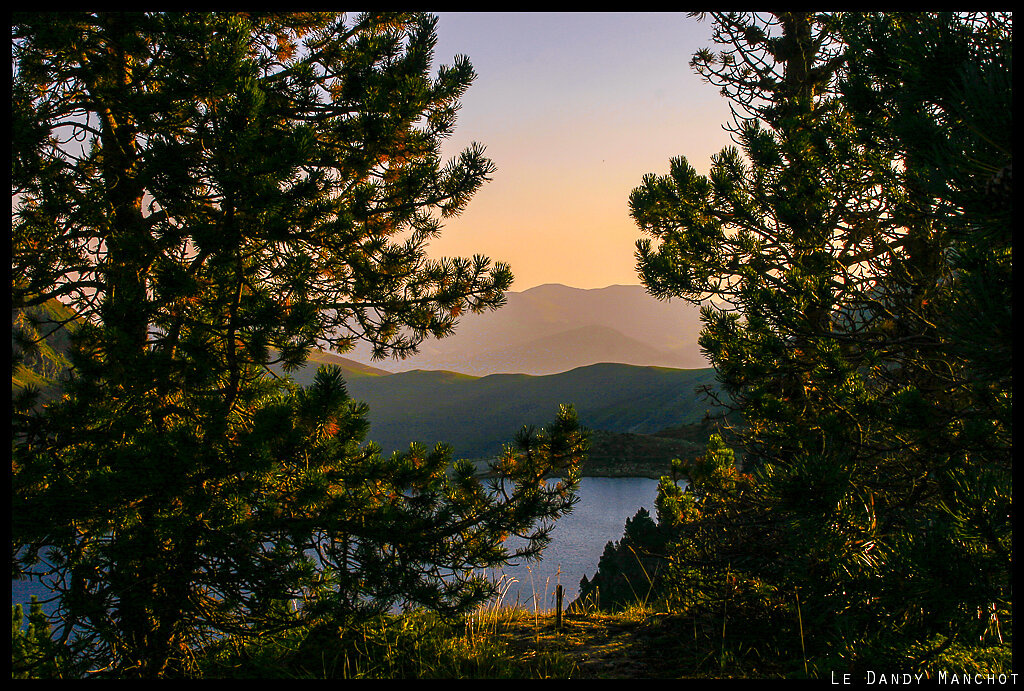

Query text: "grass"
[198, 606, 580, 679]
[20, 592, 1012, 679]
[192, 580, 803, 680]
[20, 572, 1010, 679]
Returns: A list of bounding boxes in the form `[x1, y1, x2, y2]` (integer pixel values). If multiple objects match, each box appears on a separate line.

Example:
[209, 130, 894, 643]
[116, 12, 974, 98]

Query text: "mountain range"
[14, 287, 723, 475]
[294, 350, 722, 462]
[341, 283, 708, 376]
[296, 282, 719, 463]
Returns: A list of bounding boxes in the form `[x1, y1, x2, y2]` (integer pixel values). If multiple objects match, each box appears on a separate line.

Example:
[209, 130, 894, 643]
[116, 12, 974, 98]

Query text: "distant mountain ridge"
[343, 283, 707, 376]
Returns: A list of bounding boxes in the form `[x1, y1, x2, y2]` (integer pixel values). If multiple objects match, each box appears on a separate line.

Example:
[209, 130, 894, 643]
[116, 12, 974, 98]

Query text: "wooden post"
[555, 584, 563, 631]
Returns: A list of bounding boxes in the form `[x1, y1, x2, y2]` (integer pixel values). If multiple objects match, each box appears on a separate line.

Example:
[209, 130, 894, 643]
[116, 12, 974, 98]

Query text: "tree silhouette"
[630, 11, 1010, 668]
[12, 12, 585, 677]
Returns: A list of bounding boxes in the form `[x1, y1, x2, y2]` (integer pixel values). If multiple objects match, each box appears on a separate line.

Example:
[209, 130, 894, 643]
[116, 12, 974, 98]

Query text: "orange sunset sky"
[428, 12, 734, 291]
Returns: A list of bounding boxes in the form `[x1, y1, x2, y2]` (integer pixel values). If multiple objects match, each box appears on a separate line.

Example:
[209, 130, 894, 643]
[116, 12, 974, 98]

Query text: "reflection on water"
[484, 477, 659, 611]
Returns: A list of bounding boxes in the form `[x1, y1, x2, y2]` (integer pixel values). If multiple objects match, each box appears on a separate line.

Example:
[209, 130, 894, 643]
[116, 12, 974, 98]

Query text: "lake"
[13, 477, 661, 616]
[483, 476, 660, 611]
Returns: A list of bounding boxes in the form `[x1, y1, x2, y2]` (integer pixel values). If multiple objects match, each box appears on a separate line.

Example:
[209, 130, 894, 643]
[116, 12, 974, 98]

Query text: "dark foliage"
[12, 12, 586, 678]
[624, 11, 1011, 673]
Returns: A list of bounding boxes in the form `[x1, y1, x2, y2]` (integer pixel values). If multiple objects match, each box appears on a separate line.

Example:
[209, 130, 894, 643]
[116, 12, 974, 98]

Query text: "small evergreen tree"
[12, 596, 66, 679]
[576, 507, 662, 611]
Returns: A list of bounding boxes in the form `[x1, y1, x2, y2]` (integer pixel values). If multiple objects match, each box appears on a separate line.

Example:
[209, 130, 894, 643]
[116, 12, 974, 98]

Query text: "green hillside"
[12, 305, 723, 475]
[323, 362, 722, 460]
[584, 429, 706, 478]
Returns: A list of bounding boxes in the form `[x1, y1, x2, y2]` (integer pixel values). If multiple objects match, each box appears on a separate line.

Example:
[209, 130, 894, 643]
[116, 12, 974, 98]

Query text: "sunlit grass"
[200, 608, 579, 679]
[197, 577, 581, 679]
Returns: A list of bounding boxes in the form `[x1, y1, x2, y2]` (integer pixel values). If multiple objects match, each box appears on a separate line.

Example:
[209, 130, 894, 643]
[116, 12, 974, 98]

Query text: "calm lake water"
[484, 476, 660, 611]
[13, 477, 660, 616]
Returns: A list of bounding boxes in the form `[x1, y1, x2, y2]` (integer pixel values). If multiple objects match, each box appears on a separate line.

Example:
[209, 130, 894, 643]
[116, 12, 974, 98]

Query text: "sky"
[425, 12, 735, 291]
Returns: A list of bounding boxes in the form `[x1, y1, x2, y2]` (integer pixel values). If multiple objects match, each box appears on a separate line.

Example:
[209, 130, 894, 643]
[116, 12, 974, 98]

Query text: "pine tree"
[631, 10, 890, 627]
[12, 12, 586, 677]
[838, 11, 1012, 653]
[575, 507, 662, 611]
[630, 11, 1011, 667]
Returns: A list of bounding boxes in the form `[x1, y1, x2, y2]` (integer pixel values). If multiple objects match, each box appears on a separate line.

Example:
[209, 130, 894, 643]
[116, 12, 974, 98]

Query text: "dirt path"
[494, 610, 693, 678]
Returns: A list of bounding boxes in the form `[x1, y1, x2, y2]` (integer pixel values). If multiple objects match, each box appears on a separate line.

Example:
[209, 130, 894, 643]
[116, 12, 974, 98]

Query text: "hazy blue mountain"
[342, 283, 707, 375]
[438, 324, 681, 377]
